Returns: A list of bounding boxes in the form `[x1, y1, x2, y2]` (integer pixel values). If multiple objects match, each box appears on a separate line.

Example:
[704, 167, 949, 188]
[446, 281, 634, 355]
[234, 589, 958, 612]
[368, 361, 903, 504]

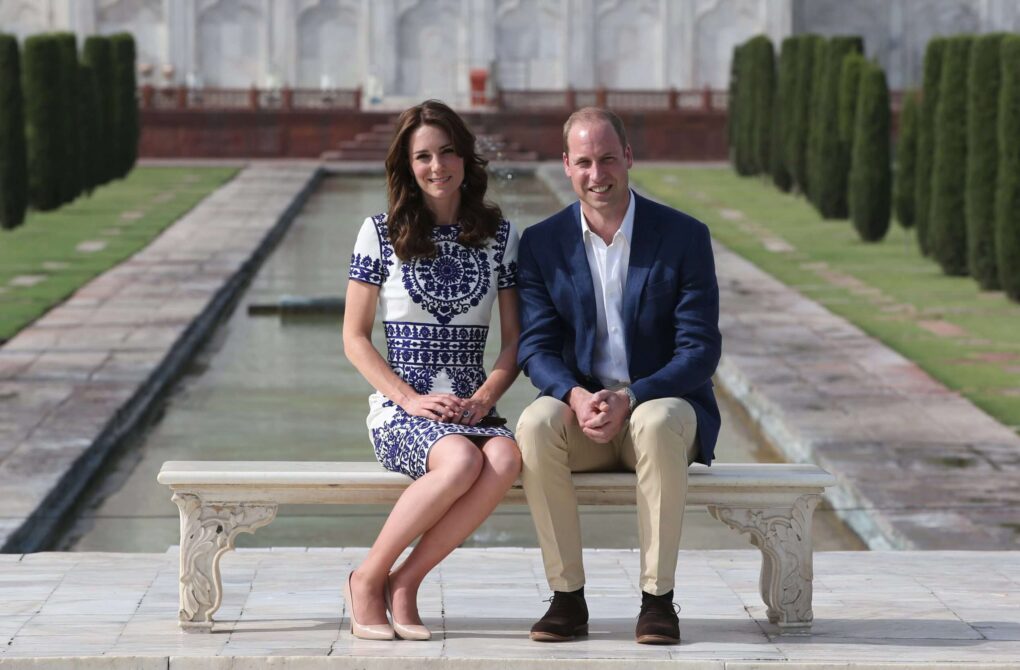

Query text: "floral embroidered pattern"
[349, 215, 519, 480]
[402, 226, 490, 325]
[385, 323, 488, 367]
[348, 214, 393, 285]
[493, 219, 518, 289]
[385, 322, 488, 396]
[371, 408, 513, 479]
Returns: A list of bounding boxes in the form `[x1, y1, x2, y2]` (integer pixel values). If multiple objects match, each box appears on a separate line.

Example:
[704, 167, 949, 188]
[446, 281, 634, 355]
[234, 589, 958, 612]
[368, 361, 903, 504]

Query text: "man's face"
[563, 120, 633, 216]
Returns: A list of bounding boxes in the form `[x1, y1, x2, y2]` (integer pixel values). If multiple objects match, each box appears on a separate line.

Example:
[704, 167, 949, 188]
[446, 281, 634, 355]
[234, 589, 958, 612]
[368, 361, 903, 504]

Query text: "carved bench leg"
[707, 494, 821, 630]
[171, 492, 278, 631]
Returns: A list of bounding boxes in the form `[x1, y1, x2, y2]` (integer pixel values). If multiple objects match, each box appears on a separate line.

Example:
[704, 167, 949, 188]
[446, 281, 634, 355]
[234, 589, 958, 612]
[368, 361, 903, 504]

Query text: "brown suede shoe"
[530, 590, 589, 642]
[635, 590, 680, 644]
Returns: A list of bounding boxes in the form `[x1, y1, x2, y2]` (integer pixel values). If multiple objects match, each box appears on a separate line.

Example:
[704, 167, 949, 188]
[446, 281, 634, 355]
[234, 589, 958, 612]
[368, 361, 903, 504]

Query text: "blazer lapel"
[563, 202, 597, 370]
[624, 195, 660, 365]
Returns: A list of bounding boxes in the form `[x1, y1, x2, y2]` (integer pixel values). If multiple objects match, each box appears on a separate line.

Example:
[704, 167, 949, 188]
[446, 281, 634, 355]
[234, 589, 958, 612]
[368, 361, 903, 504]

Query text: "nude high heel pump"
[344, 572, 394, 640]
[385, 577, 432, 641]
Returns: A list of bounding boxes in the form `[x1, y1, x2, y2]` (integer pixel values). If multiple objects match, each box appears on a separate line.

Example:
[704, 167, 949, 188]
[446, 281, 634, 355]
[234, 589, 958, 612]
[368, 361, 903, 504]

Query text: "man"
[516, 107, 721, 645]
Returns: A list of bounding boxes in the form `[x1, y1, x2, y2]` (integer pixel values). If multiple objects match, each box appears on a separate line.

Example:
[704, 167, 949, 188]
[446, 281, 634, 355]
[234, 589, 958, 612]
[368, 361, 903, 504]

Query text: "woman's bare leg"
[388, 437, 521, 624]
[349, 435, 484, 626]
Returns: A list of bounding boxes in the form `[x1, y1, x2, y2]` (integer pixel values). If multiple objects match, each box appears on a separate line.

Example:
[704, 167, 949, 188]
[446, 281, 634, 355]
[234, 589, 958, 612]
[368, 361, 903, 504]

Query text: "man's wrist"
[620, 387, 637, 414]
[567, 386, 588, 411]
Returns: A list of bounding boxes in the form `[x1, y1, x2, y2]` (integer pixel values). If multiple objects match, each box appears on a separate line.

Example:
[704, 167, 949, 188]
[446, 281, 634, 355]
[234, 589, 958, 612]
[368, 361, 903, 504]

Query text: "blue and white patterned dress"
[348, 213, 518, 479]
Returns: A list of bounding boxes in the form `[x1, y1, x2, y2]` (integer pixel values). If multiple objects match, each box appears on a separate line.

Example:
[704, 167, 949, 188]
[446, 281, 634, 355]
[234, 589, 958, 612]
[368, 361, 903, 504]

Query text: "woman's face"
[408, 124, 464, 210]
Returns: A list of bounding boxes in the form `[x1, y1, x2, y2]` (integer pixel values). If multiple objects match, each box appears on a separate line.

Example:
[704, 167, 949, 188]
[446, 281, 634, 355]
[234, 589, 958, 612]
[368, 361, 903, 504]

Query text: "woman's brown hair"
[384, 99, 504, 260]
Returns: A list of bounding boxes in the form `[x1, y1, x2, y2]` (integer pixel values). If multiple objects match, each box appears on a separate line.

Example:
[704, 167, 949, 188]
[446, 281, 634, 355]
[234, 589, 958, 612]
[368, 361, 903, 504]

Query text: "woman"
[342, 100, 522, 640]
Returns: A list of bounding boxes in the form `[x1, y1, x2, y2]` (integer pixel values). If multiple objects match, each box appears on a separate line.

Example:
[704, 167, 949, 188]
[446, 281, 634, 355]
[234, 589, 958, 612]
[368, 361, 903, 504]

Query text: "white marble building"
[1, 0, 1019, 108]
[0, 0, 790, 108]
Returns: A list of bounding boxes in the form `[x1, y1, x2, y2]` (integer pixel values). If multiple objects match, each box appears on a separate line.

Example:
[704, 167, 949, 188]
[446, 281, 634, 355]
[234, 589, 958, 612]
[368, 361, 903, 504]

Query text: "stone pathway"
[0, 548, 1017, 665]
[536, 164, 1020, 550]
[0, 163, 321, 552]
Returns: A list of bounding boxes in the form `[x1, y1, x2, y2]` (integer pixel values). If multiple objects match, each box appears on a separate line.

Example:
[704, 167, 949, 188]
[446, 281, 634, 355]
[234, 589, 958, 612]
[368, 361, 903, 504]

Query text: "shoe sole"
[530, 624, 589, 642]
[636, 633, 680, 645]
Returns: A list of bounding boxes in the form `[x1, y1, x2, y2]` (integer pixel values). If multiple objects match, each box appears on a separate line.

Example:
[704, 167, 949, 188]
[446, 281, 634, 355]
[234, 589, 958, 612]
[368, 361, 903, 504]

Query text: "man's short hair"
[562, 107, 629, 155]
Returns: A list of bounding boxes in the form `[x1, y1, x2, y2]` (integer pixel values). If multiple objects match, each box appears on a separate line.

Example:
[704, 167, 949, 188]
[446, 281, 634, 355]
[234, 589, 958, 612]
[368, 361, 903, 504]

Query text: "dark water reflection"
[63, 174, 864, 552]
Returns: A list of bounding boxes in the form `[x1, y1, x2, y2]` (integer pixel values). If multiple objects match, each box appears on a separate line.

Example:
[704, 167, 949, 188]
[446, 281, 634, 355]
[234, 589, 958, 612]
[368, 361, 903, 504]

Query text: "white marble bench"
[157, 461, 835, 632]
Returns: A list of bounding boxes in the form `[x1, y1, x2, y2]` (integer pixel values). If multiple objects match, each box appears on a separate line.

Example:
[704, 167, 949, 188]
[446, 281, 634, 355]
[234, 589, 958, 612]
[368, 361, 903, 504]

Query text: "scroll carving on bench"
[172, 492, 278, 629]
[707, 494, 821, 629]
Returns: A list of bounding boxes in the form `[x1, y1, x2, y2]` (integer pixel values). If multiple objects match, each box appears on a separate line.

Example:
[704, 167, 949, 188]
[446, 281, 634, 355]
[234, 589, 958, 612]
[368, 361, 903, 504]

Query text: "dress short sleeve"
[497, 220, 519, 290]
[348, 215, 389, 286]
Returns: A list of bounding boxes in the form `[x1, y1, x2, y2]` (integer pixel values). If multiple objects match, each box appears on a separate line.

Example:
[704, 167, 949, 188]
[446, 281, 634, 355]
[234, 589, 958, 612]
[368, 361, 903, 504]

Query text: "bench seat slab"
[162, 462, 834, 632]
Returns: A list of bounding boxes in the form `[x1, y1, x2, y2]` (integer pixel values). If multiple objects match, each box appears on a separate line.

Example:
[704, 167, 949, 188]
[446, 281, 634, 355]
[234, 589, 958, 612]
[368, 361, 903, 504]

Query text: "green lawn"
[631, 166, 1020, 435]
[0, 166, 238, 341]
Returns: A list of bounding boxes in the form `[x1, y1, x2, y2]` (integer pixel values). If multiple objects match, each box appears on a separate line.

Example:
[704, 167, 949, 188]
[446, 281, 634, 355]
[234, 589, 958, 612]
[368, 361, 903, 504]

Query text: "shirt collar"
[580, 189, 636, 246]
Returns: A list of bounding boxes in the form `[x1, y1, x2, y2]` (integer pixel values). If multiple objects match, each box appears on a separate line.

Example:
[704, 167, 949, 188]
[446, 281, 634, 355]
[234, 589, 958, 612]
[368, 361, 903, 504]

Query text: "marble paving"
[0, 548, 1018, 667]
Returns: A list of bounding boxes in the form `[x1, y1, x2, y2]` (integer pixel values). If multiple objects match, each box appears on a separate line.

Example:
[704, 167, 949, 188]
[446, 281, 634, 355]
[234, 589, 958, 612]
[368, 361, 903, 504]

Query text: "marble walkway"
[0, 548, 1018, 667]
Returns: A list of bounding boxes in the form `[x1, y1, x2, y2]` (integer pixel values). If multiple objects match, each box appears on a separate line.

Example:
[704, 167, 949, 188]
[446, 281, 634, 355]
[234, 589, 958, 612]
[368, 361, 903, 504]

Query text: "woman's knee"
[428, 438, 483, 487]
[483, 437, 522, 480]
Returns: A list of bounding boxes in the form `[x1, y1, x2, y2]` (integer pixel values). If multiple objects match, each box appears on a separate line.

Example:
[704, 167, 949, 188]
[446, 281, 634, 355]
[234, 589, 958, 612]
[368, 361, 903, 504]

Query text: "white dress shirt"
[581, 189, 636, 388]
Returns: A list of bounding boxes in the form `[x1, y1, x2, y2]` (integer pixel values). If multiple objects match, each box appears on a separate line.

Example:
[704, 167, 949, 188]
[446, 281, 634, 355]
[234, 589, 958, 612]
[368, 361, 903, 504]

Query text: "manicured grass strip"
[632, 166, 1020, 434]
[0, 166, 238, 341]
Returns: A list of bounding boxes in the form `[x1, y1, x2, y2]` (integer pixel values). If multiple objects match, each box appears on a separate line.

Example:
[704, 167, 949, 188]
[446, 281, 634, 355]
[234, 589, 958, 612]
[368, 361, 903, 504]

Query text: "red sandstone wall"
[139, 110, 729, 161]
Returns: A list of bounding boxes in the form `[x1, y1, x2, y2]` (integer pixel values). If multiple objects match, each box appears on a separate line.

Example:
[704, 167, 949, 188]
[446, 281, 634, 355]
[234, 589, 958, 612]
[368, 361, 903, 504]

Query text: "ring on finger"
[461, 409, 472, 419]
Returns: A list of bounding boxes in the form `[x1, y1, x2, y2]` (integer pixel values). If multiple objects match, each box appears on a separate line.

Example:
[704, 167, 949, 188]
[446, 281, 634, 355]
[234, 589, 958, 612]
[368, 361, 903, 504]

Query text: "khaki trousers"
[517, 396, 698, 596]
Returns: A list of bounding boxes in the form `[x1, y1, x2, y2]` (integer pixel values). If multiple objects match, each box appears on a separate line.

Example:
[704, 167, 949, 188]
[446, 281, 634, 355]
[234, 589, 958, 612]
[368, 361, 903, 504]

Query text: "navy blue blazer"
[516, 192, 722, 464]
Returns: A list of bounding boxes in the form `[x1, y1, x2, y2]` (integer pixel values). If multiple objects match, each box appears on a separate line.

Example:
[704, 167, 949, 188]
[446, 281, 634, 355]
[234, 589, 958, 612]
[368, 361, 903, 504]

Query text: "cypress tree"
[895, 90, 920, 229]
[736, 42, 757, 176]
[0, 33, 28, 230]
[848, 62, 891, 242]
[772, 36, 799, 192]
[55, 32, 80, 205]
[838, 53, 866, 215]
[965, 33, 1006, 290]
[838, 54, 866, 145]
[82, 36, 115, 185]
[79, 63, 100, 196]
[22, 34, 63, 211]
[806, 37, 829, 206]
[791, 34, 821, 195]
[110, 32, 138, 179]
[930, 36, 973, 277]
[728, 43, 739, 160]
[814, 37, 864, 218]
[750, 35, 775, 176]
[728, 42, 744, 170]
[915, 38, 947, 256]
[995, 36, 1020, 301]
